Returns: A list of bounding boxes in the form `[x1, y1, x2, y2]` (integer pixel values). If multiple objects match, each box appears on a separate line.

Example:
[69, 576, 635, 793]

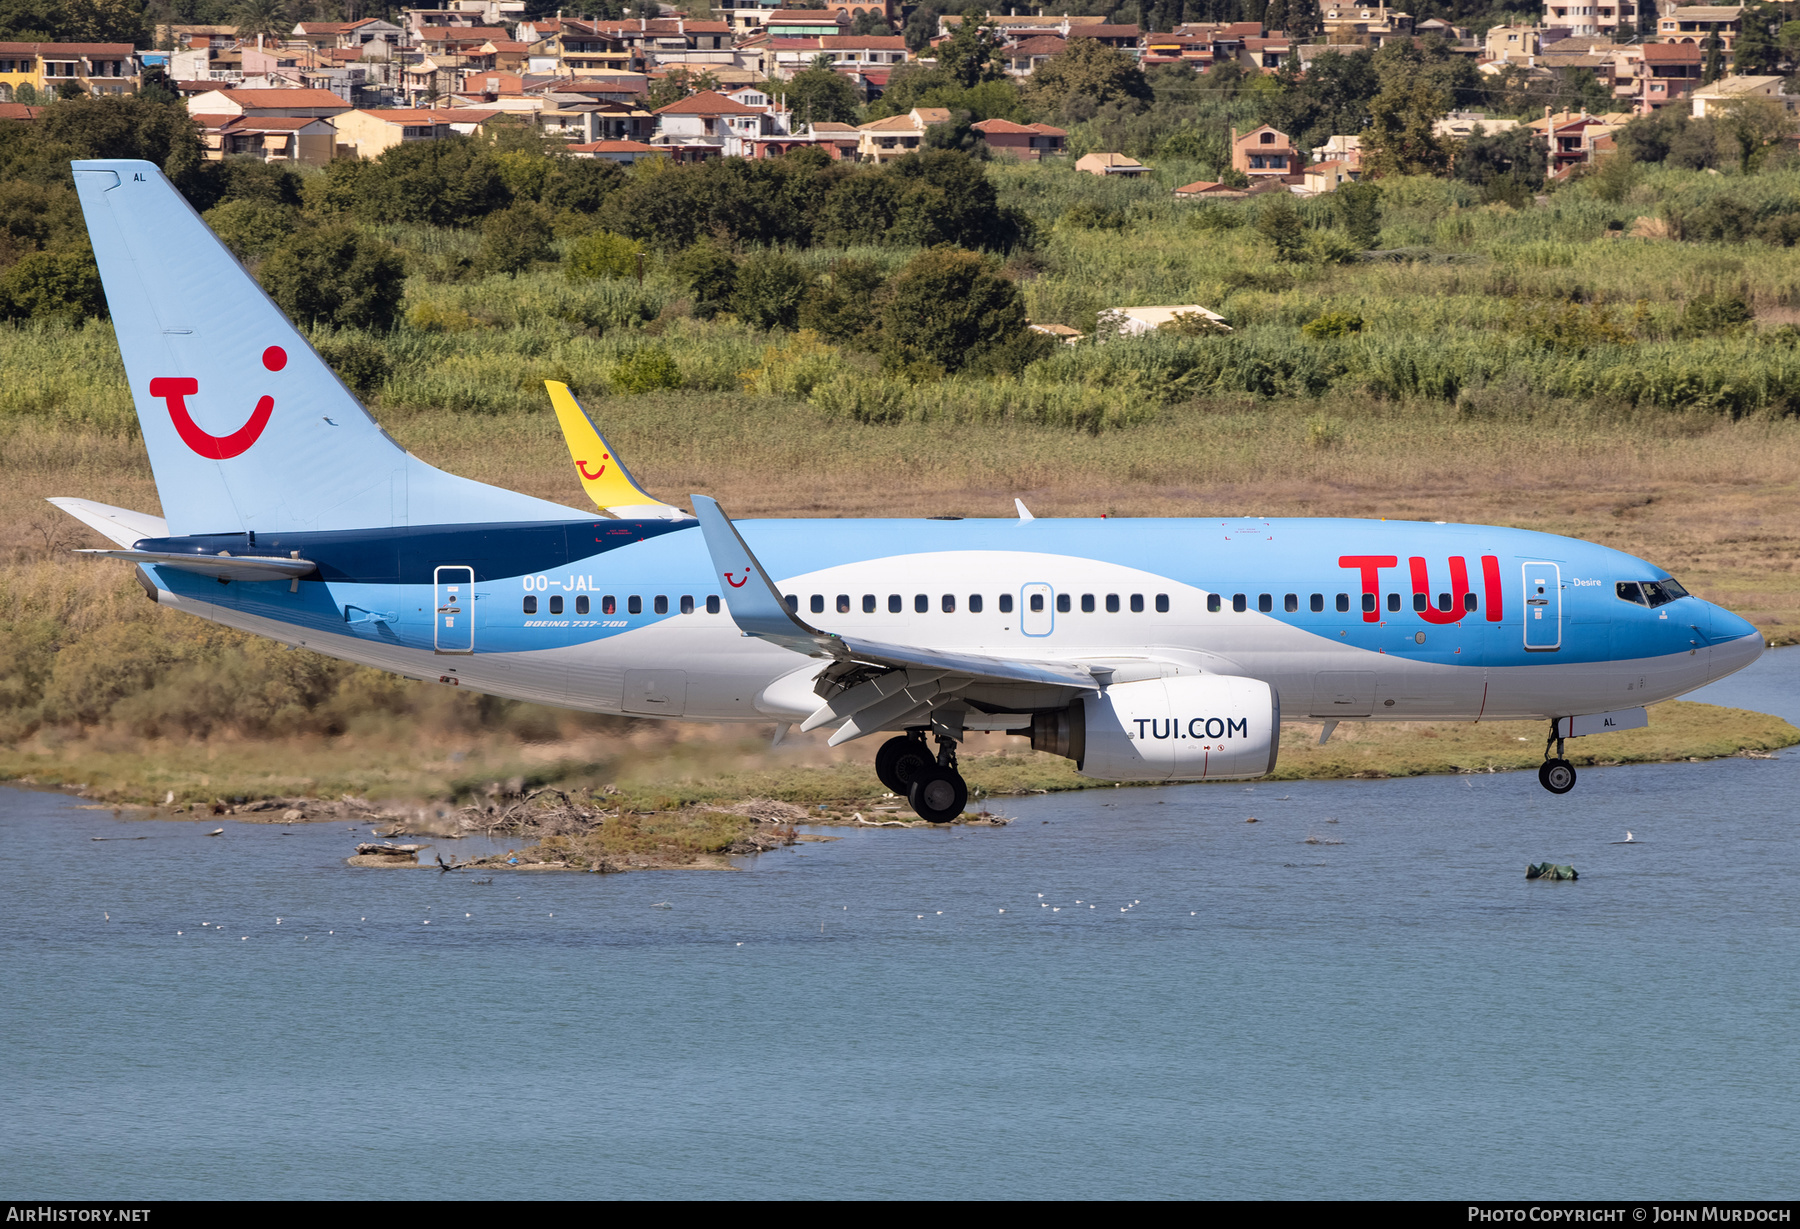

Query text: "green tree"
[318, 136, 510, 226]
[230, 0, 290, 47]
[673, 238, 737, 318]
[566, 230, 640, 280]
[259, 225, 406, 331]
[1703, 29, 1724, 85]
[1721, 96, 1792, 172]
[0, 246, 104, 322]
[767, 63, 862, 125]
[878, 245, 1030, 374]
[1025, 37, 1152, 121]
[1333, 179, 1382, 248]
[1361, 54, 1451, 177]
[1733, 9, 1780, 75]
[935, 17, 1005, 88]
[798, 257, 885, 346]
[202, 199, 301, 262]
[902, 3, 940, 52]
[479, 201, 553, 276]
[610, 345, 683, 392]
[1255, 193, 1309, 261]
[13, 81, 36, 104]
[63, 0, 144, 43]
[731, 251, 810, 330]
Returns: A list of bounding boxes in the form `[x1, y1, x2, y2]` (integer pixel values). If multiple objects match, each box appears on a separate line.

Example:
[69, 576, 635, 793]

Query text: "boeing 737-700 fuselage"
[50, 159, 1767, 822]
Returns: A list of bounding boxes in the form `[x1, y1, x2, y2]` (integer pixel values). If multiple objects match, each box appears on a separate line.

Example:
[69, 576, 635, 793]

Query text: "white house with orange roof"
[332, 107, 501, 159]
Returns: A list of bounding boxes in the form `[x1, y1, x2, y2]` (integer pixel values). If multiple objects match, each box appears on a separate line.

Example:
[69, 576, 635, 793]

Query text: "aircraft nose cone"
[1706, 604, 1764, 679]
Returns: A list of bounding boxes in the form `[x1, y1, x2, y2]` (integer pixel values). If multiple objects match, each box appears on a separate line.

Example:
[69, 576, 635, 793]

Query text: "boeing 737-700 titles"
[48, 160, 1765, 822]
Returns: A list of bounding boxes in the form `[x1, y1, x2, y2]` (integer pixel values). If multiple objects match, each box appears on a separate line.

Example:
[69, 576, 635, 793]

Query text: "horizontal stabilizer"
[47, 498, 168, 547]
[75, 549, 317, 583]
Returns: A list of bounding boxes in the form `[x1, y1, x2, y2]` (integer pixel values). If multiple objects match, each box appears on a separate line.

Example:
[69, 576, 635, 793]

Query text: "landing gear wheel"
[1538, 759, 1577, 794]
[875, 736, 934, 796]
[908, 766, 968, 824]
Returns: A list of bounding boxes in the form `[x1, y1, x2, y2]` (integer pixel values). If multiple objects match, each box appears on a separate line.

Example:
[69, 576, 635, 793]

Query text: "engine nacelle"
[1028, 675, 1280, 783]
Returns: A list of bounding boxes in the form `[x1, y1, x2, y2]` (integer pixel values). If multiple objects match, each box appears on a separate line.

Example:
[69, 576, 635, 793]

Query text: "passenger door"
[434, 566, 474, 654]
[1020, 583, 1054, 637]
[1522, 562, 1562, 652]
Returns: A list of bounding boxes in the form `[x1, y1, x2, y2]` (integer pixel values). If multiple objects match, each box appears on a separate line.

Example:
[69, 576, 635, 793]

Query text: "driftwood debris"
[355, 842, 420, 857]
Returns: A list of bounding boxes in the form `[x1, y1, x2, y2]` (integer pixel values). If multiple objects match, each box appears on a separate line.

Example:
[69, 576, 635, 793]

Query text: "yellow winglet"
[545, 381, 687, 519]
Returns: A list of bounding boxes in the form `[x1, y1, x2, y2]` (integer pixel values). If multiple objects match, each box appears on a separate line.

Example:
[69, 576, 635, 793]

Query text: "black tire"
[1538, 759, 1577, 795]
[908, 767, 968, 824]
[875, 736, 934, 796]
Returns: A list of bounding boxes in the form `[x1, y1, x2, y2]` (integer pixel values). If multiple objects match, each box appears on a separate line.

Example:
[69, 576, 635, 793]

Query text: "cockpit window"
[1620, 579, 1688, 608]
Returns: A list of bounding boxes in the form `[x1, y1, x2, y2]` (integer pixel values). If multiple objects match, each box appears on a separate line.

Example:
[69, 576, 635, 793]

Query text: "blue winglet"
[690, 495, 834, 657]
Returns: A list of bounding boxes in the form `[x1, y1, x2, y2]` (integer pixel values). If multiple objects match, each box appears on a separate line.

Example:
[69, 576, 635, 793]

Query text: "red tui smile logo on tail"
[150, 346, 286, 459]
[577, 452, 610, 481]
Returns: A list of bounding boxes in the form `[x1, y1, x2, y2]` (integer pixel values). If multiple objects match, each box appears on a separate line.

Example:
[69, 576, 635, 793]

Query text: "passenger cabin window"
[999, 594, 1014, 613]
[1155, 594, 1169, 613]
[837, 595, 850, 613]
[969, 594, 983, 613]
[1030, 594, 1044, 613]
[707, 595, 721, 614]
[628, 596, 642, 614]
[680, 595, 694, 614]
[655, 596, 669, 615]
[1106, 594, 1120, 613]
[1232, 593, 1246, 612]
[864, 594, 876, 613]
[811, 594, 824, 614]
[1463, 593, 1477, 612]
[1208, 594, 1221, 612]
[1311, 593, 1324, 613]
[889, 594, 902, 613]
[942, 594, 956, 613]
[576, 595, 590, 615]
[1413, 593, 1427, 612]
[603, 596, 616, 615]
[1436, 593, 1452, 611]
[1258, 594, 1272, 613]
[1284, 594, 1298, 613]
[550, 595, 564, 615]
[1387, 593, 1400, 612]
[915, 594, 929, 613]
[1130, 595, 1143, 613]
[1361, 593, 1375, 613]
[1056, 594, 1071, 613]
[1081, 594, 1095, 613]
[523, 595, 537, 614]
[1337, 593, 1350, 613]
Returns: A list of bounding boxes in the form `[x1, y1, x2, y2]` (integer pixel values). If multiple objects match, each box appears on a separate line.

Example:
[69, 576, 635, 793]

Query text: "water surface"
[3, 654, 1797, 1198]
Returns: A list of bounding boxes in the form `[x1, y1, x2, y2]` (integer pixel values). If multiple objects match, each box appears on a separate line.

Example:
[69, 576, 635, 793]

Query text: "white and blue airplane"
[50, 159, 1766, 822]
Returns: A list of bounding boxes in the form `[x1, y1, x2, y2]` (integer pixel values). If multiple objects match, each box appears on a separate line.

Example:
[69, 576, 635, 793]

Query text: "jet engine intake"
[1074, 674, 1279, 782]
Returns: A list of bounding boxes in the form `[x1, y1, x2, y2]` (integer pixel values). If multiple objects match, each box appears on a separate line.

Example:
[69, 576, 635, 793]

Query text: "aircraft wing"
[545, 381, 690, 520]
[690, 494, 1101, 710]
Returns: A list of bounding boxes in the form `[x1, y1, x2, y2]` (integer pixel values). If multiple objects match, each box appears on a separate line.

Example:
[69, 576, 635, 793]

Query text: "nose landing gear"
[1539, 721, 1577, 794]
[876, 730, 969, 823]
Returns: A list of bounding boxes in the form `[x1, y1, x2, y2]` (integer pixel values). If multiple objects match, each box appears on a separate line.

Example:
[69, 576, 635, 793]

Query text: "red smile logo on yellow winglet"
[150, 346, 286, 459]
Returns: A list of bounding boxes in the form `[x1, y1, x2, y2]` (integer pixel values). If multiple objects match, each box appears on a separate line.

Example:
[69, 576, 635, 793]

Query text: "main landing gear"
[875, 732, 968, 824]
[1539, 720, 1577, 795]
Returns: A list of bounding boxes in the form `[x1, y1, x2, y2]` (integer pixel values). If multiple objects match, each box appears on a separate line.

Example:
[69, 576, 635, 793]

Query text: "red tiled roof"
[1, 40, 136, 55]
[568, 139, 658, 151]
[195, 114, 332, 131]
[973, 118, 1068, 136]
[0, 102, 43, 120]
[424, 26, 511, 40]
[651, 88, 763, 115]
[1642, 42, 1703, 60]
[192, 87, 352, 109]
[1010, 35, 1068, 55]
[348, 107, 502, 124]
[1082, 25, 1143, 37]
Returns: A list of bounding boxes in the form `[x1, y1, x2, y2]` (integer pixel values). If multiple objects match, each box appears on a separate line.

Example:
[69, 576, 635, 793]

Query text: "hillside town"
[1, 0, 1796, 191]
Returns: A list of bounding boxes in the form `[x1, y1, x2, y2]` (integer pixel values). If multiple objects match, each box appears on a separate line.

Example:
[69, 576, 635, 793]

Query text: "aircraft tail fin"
[71, 159, 586, 536]
[545, 381, 688, 520]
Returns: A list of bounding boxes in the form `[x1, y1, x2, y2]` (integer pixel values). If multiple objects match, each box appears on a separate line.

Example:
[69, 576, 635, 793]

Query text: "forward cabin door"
[1522, 562, 1562, 652]
[434, 565, 474, 654]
